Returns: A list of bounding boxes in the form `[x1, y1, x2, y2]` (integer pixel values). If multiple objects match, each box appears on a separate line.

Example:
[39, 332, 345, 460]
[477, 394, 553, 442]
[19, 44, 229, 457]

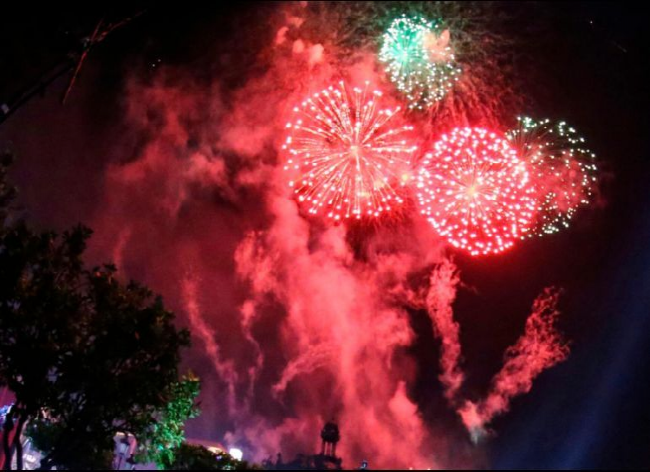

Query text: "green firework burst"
[379, 15, 461, 110]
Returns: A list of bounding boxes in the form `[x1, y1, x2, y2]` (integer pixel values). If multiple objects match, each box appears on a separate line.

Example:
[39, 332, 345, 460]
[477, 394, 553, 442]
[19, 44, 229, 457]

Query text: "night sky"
[1, 2, 649, 469]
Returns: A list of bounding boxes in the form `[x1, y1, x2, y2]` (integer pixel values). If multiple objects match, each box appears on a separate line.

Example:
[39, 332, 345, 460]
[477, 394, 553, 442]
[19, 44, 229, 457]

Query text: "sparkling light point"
[417, 127, 536, 256]
[506, 116, 598, 237]
[379, 15, 461, 110]
[282, 82, 417, 221]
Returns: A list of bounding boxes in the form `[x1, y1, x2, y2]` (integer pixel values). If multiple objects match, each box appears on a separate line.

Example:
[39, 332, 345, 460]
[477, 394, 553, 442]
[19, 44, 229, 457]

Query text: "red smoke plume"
[459, 288, 570, 442]
[80, 3, 569, 468]
[424, 259, 465, 403]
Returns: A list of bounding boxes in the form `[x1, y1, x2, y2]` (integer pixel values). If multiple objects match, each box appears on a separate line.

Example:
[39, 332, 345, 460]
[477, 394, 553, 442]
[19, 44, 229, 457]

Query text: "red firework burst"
[417, 127, 536, 256]
[282, 82, 417, 221]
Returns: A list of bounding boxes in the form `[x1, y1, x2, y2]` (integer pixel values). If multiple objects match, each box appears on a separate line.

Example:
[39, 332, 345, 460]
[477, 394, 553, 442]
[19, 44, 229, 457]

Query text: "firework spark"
[507, 116, 598, 237]
[282, 81, 417, 221]
[417, 127, 536, 256]
[379, 15, 461, 111]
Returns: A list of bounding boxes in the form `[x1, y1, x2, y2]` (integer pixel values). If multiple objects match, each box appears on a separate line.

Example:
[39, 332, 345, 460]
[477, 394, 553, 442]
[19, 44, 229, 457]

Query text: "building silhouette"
[264, 421, 343, 470]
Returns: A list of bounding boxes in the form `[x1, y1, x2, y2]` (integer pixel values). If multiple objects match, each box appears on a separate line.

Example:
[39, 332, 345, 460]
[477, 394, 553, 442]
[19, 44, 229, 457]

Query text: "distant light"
[229, 448, 243, 461]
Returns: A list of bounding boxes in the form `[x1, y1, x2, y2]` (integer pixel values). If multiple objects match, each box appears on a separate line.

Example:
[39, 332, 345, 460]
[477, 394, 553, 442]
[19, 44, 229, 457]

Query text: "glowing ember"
[282, 81, 417, 221]
[417, 127, 536, 256]
[507, 116, 598, 237]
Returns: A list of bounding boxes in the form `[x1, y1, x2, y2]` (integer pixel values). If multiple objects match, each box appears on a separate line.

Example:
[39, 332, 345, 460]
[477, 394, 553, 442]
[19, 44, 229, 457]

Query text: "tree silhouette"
[0, 156, 194, 470]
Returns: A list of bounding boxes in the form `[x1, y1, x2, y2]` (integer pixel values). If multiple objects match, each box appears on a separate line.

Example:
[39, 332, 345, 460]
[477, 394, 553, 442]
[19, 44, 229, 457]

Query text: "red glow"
[75, 4, 587, 466]
[425, 259, 464, 403]
[417, 127, 536, 256]
[282, 81, 417, 221]
[458, 287, 569, 441]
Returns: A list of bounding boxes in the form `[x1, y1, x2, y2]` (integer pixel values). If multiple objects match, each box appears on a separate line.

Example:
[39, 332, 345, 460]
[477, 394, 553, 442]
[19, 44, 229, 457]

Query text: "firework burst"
[507, 116, 598, 237]
[282, 82, 417, 221]
[417, 127, 536, 256]
[379, 15, 461, 111]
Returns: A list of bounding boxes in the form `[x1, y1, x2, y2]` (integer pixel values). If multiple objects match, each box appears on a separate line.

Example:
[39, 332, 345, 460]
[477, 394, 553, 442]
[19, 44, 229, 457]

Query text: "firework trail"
[417, 127, 537, 256]
[182, 276, 239, 416]
[458, 288, 570, 442]
[507, 116, 598, 237]
[282, 81, 417, 221]
[425, 259, 465, 403]
[240, 300, 266, 404]
[272, 343, 335, 398]
[111, 227, 131, 273]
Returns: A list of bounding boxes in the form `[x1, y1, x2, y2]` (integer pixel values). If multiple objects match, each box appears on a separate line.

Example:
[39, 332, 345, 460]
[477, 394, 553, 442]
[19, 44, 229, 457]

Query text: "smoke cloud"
[73, 3, 569, 468]
[458, 288, 570, 442]
[424, 259, 465, 404]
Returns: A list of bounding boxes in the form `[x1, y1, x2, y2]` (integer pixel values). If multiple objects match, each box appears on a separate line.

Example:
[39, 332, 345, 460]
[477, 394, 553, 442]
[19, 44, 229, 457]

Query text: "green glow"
[379, 15, 461, 110]
[507, 116, 598, 237]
